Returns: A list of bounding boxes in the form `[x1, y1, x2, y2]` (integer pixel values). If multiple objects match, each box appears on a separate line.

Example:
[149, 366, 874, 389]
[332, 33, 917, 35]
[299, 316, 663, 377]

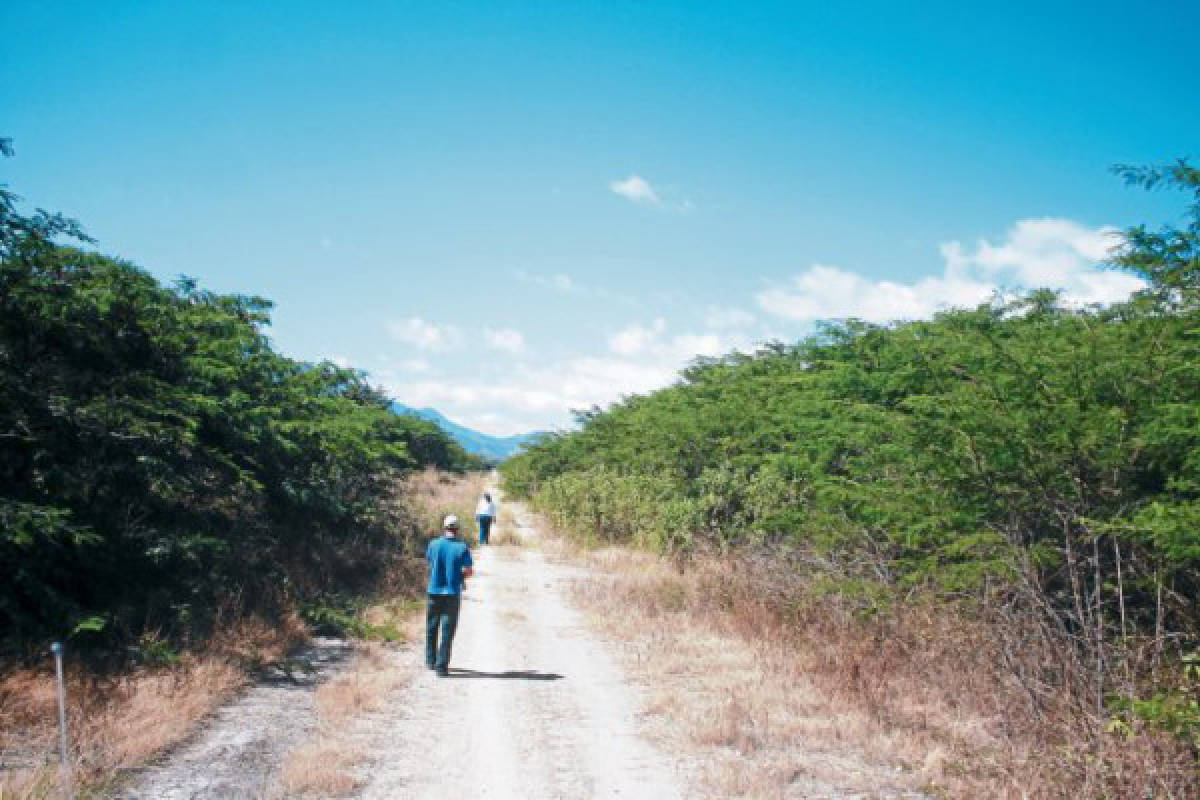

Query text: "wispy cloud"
[386, 317, 463, 351]
[514, 270, 580, 293]
[758, 219, 1140, 324]
[514, 269, 637, 305]
[609, 174, 661, 206]
[484, 327, 525, 354]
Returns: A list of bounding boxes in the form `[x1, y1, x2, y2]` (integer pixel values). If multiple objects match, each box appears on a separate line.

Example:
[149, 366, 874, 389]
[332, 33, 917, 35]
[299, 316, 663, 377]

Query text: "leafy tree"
[1, 145, 477, 661]
[502, 160, 1200, 742]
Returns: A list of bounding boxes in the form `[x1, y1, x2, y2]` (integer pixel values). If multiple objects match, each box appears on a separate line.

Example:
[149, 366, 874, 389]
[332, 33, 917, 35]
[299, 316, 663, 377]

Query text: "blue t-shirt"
[426, 535, 473, 595]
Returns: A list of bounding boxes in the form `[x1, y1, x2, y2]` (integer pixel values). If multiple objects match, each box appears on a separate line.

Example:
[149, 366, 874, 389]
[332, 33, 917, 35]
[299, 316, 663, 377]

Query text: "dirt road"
[354, 501, 685, 798]
[120, 498, 686, 798]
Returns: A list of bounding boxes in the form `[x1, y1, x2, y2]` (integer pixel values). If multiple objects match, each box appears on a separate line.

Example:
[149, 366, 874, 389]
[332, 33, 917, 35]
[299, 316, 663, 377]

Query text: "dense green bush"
[0, 166, 479, 662]
[503, 160, 1200, 737]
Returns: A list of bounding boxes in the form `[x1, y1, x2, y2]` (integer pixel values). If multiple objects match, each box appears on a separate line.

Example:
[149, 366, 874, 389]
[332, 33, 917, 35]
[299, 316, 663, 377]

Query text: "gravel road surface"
[118, 498, 686, 799]
[354, 502, 686, 798]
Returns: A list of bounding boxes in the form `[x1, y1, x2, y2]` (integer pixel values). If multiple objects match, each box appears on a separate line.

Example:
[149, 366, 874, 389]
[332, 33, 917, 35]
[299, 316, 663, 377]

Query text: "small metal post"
[51, 642, 71, 796]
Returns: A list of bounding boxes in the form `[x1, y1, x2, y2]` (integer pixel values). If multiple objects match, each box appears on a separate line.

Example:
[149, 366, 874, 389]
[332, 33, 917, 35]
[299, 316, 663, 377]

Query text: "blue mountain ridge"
[390, 403, 545, 462]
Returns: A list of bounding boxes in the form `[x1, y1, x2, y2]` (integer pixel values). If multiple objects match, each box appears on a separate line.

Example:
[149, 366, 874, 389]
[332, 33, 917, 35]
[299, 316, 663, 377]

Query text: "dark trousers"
[477, 514, 493, 544]
[425, 593, 461, 671]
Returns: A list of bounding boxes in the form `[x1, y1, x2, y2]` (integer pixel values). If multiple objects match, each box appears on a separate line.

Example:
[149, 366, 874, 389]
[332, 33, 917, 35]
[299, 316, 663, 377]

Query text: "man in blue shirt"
[425, 514, 474, 676]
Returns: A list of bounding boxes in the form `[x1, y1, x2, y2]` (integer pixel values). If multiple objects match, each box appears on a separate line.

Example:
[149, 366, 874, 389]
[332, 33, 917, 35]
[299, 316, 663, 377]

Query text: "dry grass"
[273, 738, 364, 798]
[0, 615, 306, 800]
[486, 505, 526, 548]
[312, 643, 403, 726]
[562, 540, 1197, 799]
[569, 547, 927, 798]
[403, 467, 490, 543]
[271, 639, 418, 798]
[404, 467, 526, 550]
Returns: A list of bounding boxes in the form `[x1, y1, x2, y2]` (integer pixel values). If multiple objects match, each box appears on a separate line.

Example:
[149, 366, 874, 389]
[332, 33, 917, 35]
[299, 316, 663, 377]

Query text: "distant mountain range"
[391, 403, 545, 462]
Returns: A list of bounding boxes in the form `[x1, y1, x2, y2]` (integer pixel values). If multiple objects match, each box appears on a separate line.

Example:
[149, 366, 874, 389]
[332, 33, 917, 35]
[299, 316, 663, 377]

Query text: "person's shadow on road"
[446, 668, 563, 681]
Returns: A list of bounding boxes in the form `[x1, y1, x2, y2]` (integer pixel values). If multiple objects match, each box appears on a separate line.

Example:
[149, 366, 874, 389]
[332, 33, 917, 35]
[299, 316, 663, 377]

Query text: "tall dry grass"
[0, 615, 306, 800]
[486, 505, 526, 547]
[566, 542, 1198, 799]
[403, 467, 490, 545]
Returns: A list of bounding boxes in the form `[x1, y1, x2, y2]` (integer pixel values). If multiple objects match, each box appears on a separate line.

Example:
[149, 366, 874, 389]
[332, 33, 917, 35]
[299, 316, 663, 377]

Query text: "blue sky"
[4, 1, 1197, 434]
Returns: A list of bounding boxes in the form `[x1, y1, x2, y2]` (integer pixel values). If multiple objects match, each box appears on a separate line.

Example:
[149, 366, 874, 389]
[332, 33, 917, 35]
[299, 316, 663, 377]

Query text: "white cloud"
[609, 174, 660, 206]
[670, 333, 725, 358]
[607, 175, 694, 213]
[609, 318, 667, 355]
[383, 319, 753, 436]
[758, 263, 992, 323]
[386, 317, 463, 351]
[940, 218, 1136, 306]
[758, 219, 1142, 324]
[383, 218, 1139, 437]
[607, 319, 730, 360]
[484, 327, 525, 354]
[383, 356, 679, 436]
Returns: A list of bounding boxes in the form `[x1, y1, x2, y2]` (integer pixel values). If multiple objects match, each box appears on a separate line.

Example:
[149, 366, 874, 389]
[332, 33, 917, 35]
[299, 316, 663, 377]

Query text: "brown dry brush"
[403, 467, 490, 543]
[681, 543, 1199, 798]
[0, 614, 306, 799]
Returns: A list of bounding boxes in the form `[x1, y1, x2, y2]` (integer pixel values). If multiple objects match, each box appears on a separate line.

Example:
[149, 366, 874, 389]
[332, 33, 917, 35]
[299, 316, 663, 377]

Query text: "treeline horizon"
[502, 159, 1200, 787]
[1, 143, 484, 664]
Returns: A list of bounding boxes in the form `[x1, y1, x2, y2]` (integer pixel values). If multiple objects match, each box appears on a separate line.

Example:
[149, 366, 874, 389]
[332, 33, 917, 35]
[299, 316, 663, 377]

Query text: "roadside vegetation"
[568, 545, 933, 797]
[270, 469, 487, 799]
[0, 142, 484, 797]
[502, 160, 1200, 797]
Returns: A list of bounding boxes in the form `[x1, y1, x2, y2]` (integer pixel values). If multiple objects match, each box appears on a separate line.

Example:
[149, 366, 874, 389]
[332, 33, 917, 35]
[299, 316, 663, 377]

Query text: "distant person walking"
[426, 514, 474, 676]
[475, 492, 497, 545]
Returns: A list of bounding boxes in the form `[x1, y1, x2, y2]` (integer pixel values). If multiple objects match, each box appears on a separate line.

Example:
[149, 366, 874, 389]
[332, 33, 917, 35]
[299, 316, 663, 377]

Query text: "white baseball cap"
[442, 514, 460, 529]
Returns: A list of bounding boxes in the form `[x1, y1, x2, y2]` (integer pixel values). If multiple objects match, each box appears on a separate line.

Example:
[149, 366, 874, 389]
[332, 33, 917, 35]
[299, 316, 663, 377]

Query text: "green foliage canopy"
[0, 168, 478, 660]
[503, 161, 1200, 681]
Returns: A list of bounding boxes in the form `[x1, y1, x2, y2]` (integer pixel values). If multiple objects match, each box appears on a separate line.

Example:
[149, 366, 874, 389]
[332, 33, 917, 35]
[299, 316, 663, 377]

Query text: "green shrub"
[501, 159, 1200, 747]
